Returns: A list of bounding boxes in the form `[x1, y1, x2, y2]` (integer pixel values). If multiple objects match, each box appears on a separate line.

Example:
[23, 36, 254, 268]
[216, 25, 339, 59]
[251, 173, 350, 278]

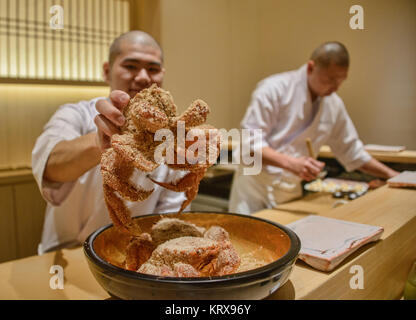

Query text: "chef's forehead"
[108, 30, 164, 66]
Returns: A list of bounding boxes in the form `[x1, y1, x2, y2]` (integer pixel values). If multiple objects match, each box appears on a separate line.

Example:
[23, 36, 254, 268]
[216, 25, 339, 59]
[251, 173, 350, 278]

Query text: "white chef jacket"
[229, 64, 371, 214]
[32, 97, 186, 254]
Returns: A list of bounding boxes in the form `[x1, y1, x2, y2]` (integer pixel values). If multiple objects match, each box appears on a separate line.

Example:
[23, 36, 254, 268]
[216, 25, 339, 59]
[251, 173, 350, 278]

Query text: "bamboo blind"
[0, 0, 130, 83]
[0, 0, 130, 169]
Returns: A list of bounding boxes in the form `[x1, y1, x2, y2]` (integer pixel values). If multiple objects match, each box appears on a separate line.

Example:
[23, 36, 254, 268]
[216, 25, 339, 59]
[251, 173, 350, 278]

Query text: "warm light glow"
[0, 82, 110, 92]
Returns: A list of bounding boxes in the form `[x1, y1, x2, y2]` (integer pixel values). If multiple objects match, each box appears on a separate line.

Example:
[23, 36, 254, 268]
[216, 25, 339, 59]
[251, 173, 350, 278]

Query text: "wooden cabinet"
[0, 170, 46, 263]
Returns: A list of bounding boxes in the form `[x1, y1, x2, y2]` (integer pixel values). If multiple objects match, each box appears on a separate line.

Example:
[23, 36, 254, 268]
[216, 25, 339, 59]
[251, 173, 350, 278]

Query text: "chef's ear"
[103, 61, 110, 84]
[307, 60, 315, 75]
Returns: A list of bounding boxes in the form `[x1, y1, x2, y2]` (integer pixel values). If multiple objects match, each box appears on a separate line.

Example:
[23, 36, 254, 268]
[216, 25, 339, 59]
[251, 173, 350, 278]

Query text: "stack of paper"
[287, 216, 384, 271]
[387, 171, 416, 188]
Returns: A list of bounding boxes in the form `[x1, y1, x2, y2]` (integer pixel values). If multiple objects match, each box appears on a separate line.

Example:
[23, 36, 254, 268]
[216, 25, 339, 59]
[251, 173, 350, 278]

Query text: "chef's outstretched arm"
[358, 158, 399, 179]
[43, 133, 101, 183]
[44, 90, 129, 183]
[262, 146, 325, 181]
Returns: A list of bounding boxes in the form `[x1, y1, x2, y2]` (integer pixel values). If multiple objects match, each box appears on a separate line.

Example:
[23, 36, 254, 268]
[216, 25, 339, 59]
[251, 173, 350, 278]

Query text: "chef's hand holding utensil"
[287, 156, 325, 181]
[305, 138, 327, 180]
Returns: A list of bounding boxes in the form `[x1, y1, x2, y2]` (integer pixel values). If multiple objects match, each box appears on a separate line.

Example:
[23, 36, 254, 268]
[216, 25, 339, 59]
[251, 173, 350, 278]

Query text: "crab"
[124, 218, 241, 277]
[100, 84, 220, 236]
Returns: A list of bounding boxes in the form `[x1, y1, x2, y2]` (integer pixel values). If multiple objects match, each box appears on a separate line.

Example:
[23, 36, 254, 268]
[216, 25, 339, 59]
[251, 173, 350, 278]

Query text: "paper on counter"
[387, 171, 416, 188]
[287, 215, 383, 271]
[364, 144, 405, 153]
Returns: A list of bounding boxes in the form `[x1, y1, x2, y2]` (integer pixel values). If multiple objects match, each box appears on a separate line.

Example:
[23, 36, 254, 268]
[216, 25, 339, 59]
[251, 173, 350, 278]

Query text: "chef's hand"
[94, 90, 130, 151]
[288, 156, 325, 181]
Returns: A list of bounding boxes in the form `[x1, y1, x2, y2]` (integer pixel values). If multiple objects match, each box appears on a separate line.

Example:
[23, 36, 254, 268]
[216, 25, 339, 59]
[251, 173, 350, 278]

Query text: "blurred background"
[0, 0, 415, 262]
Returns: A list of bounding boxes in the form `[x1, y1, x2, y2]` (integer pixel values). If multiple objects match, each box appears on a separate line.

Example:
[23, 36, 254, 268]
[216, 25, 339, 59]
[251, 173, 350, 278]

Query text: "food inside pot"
[124, 217, 241, 277]
[93, 213, 291, 277]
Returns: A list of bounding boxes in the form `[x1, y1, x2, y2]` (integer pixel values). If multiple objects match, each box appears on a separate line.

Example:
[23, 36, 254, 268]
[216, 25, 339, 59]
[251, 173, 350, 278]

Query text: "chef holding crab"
[32, 31, 187, 254]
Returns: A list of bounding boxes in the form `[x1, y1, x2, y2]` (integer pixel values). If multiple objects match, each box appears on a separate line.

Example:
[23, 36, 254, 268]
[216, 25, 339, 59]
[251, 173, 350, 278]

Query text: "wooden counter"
[224, 141, 416, 164]
[0, 168, 33, 185]
[0, 186, 414, 300]
[319, 145, 416, 164]
[258, 186, 416, 299]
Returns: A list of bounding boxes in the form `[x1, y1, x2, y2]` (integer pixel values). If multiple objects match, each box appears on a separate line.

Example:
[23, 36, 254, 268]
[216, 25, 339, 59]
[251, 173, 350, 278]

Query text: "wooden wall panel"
[13, 182, 46, 259]
[159, 0, 416, 148]
[131, 0, 161, 42]
[0, 185, 17, 262]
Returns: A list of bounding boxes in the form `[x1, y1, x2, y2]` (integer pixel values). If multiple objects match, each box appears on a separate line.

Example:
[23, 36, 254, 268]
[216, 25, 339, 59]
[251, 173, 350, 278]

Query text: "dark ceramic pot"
[83, 212, 300, 300]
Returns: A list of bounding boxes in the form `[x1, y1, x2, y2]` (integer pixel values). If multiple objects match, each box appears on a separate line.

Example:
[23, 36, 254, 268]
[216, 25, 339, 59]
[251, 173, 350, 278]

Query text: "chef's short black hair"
[310, 41, 349, 68]
[108, 30, 164, 67]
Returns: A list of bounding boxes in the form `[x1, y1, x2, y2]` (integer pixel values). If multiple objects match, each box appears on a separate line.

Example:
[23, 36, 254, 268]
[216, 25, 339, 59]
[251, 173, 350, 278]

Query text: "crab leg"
[148, 169, 206, 213]
[101, 168, 153, 202]
[132, 101, 169, 133]
[179, 186, 199, 213]
[148, 171, 200, 192]
[170, 99, 210, 128]
[103, 184, 142, 236]
[111, 133, 160, 172]
[101, 148, 154, 201]
[101, 149, 153, 235]
[125, 233, 155, 271]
